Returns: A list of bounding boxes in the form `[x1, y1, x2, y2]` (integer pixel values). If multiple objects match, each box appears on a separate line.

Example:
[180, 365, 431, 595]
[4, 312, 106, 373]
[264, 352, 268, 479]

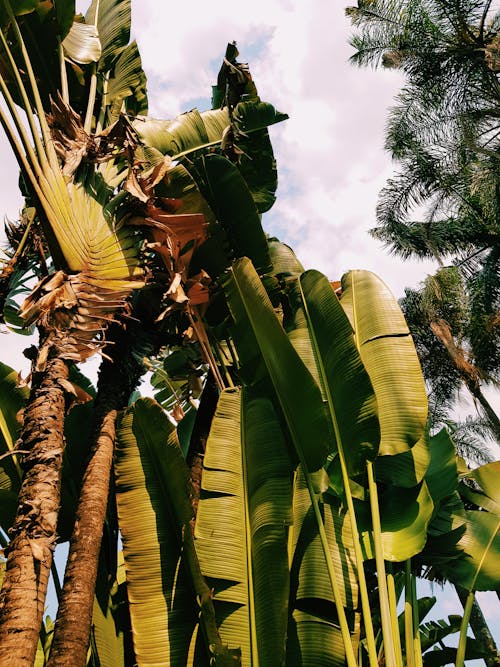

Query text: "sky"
[0, 0, 498, 645]
[1, 0, 440, 376]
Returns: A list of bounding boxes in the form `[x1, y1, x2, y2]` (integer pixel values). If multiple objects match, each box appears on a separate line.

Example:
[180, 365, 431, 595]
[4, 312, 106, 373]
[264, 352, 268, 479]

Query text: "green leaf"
[231, 101, 288, 213]
[375, 430, 431, 488]
[287, 466, 359, 664]
[0, 361, 28, 457]
[438, 510, 500, 591]
[198, 154, 271, 275]
[62, 20, 102, 64]
[268, 238, 304, 277]
[286, 609, 350, 667]
[298, 270, 380, 475]
[195, 387, 293, 666]
[358, 482, 435, 561]
[0, 0, 39, 27]
[0, 362, 28, 528]
[424, 428, 458, 506]
[341, 270, 428, 455]
[91, 552, 135, 667]
[115, 398, 198, 666]
[290, 466, 359, 612]
[134, 108, 229, 157]
[419, 614, 462, 653]
[105, 40, 147, 122]
[466, 461, 500, 515]
[232, 100, 288, 134]
[58, 367, 96, 542]
[224, 258, 331, 471]
[422, 639, 492, 667]
[86, 0, 131, 72]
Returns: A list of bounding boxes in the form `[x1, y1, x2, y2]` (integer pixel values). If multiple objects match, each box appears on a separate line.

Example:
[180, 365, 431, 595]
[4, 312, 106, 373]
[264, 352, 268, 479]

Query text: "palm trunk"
[47, 332, 143, 667]
[455, 586, 500, 667]
[430, 319, 500, 440]
[0, 353, 70, 667]
[465, 380, 500, 442]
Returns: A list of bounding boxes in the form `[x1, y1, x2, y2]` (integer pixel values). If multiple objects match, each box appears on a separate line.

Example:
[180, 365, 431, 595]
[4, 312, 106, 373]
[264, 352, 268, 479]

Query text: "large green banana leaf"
[224, 257, 332, 471]
[115, 398, 198, 665]
[297, 270, 380, 475]
[423, 429, 458, 506]
[340, 270, 428, 455]
[105, 40, 148, 121]
[374, 430, 431, 487]
[91, 551, 134, 667]
[286, 610, 350, 667]
[194, 387, 292, 666]
[358, 481, 434, 562]
[422, 503, 500, 591]
[189, 151, 275, 280]
[0, 3, 72, 136]
[197, 154, 271, 275]
[288, 467, 359, 666]
[230, 101, 288, 213]
[422, 641, 492, 667]
[356, 429, 456, 561]
[268, 238, 304, 277]
[134, 100, 286, 214]
[134, 102, 285, 162]
[135, 108, 229, 157]
[442, 510, 500, 591]
[86, 0, 131, 71]
[0, 362, 28, 529]
[460, 461, 500, 515]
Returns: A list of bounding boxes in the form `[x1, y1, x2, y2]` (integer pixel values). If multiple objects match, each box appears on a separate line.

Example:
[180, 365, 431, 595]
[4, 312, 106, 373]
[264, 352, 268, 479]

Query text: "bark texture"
[47, 333, 143, 667]
[430, 318, 500, 440]
[455, 586, 500, 667]
[0, 355, 69, 667]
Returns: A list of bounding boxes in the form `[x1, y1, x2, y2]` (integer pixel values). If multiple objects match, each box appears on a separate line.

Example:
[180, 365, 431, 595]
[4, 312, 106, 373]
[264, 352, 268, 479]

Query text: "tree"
[346, 0, 499, 449]
[401, 267, 500, 441]
[0, 1, 498, 666]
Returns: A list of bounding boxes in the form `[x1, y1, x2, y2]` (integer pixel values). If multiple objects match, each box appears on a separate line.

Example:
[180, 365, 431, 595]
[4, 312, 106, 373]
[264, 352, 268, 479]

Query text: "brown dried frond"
[20, 270, 134, 370]
[47, 95, 142, 178]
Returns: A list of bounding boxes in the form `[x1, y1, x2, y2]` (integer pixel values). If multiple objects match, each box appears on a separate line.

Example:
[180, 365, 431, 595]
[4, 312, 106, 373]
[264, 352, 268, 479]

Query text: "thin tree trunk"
[466, 380, 500, 442]
[0, 354, 69, 667]
[455, 586, 500, 667]
[47, 333, 143, 667]
[430, 319, 500, 440]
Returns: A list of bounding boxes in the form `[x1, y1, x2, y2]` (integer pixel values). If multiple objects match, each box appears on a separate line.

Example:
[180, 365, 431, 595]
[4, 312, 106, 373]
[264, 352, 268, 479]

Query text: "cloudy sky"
[1, 0, 439, 373]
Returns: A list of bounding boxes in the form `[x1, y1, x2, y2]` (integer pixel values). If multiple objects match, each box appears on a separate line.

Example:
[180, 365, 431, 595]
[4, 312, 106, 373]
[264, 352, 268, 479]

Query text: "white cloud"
[0, 2, 445, 365]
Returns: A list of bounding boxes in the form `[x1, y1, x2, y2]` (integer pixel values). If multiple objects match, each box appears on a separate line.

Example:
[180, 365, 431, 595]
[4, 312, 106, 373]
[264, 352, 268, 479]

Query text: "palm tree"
[347, 0, 499, 446]
[400, 267, 499, 443]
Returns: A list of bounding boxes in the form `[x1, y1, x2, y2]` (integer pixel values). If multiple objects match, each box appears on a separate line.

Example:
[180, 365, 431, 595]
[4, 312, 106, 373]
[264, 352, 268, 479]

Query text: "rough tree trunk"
[0, 354, 70, 667]
[455, 586, 500, 667]
[47, 332, 143, 667]
[430, 319, 500, 440]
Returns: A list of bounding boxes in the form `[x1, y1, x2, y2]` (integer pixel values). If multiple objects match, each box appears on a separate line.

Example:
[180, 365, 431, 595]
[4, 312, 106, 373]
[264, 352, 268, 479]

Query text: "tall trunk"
[47, 332, 143, 667]
[0, 353, 70, 667]
[465, 380, 500, 442]
[455, 586, 500, 667]
[430, 319, 500, 440]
